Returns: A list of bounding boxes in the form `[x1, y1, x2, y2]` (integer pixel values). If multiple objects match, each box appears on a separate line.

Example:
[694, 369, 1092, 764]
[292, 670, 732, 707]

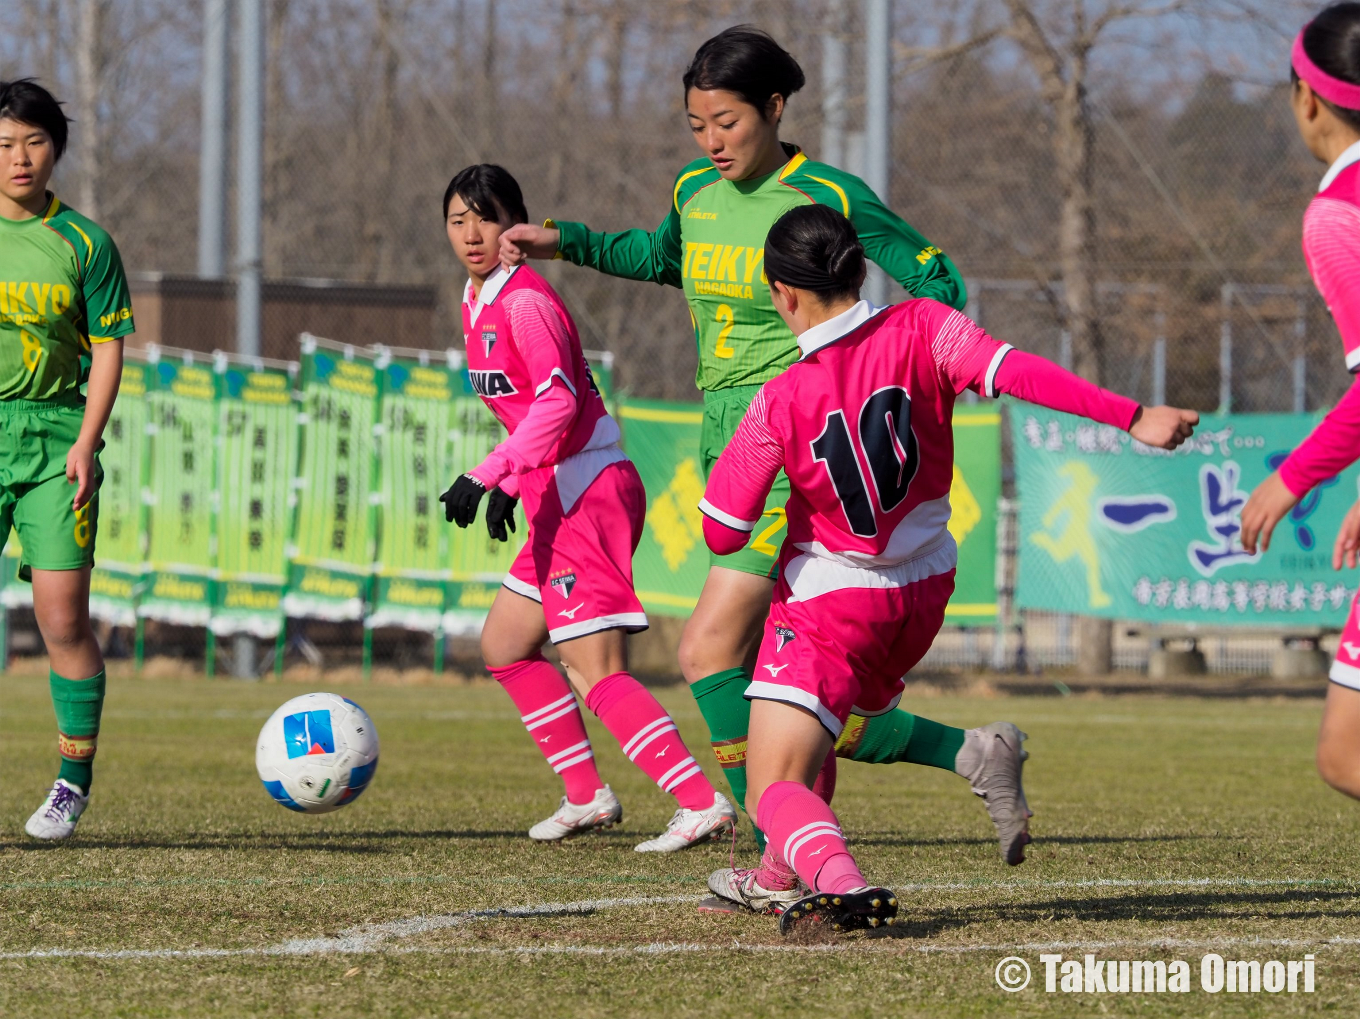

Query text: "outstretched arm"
[928, 305, 1198, 448]
[700, 387, 784, 556]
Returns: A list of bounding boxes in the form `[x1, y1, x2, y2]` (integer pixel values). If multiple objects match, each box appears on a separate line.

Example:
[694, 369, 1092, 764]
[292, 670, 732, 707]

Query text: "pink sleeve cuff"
[702, 514, 750, 556]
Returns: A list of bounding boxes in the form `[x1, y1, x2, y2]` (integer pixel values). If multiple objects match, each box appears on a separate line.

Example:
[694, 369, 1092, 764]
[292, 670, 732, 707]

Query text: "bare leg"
[1317, 683, 1360, 800]
[745, 699, 833, 829]
[678, 566, 773, 685]
[31, 567, 103, 679]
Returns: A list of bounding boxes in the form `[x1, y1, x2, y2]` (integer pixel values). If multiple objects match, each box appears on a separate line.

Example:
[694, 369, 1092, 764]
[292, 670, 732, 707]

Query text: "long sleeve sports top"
[461, 264, 621, 501]
[550, 146, 966, 393]
[1280, 142, 1360, 497]
[699, 300, 1139, 572]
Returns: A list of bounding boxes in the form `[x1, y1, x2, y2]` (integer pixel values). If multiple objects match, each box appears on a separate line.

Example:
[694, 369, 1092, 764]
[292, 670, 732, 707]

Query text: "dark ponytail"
[1298, 3, 1360, 130]
[682, 26, 805, 118]
[764, 205, 866, 302]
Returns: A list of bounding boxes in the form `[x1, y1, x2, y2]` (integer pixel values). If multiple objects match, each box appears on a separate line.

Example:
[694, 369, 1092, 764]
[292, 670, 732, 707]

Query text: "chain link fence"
[1, 0, 1339, 677]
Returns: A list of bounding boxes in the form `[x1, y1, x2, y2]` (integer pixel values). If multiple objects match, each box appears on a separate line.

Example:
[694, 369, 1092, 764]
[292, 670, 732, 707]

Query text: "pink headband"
[1293, 25, 1360, 110]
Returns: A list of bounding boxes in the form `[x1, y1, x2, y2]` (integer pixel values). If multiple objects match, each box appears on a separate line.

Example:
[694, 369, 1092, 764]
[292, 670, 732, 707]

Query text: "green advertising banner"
[620, 400, 708, 618]
[283, 336, 379, 620]
[946, 405, 1001, 622]
[442, 384, 528, 635]
[211, 354, 296, 637]
[369, 350, 458, 631]
[1013, 405, 1359, 625]
[141, 349, 217, 626]
[89, 354, 151, 626]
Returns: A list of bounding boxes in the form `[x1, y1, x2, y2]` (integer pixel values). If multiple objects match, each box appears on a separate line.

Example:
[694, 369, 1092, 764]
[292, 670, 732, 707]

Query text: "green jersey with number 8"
[554, 146, 966, 392]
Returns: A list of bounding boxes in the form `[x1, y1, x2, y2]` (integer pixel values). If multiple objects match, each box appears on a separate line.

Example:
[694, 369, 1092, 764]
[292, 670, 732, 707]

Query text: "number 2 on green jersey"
[714, 304, 736, 360]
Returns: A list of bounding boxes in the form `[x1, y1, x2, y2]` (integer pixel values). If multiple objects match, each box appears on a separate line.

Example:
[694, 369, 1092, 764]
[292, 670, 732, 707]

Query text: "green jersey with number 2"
[554, 146, 967, 393]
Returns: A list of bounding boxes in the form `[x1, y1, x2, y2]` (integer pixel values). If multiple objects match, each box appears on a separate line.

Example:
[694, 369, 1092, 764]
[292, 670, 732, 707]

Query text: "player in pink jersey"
[1241, 4, 1360, 805]
[700, 206, 1198, 931]
[440, 165, 736, 850]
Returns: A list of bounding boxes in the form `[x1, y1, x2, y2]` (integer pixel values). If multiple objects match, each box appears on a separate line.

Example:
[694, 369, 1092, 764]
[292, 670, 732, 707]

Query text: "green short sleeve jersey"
[554, 148, 966, 392]
[0, 194, 135, 401]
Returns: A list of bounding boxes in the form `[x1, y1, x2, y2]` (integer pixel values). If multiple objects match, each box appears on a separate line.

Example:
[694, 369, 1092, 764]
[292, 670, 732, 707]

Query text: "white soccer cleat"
[634, 791, 736, 853]
[528, 786, 622, 842]
[707, 866, 803, 914]
[25, 779, 89, 841]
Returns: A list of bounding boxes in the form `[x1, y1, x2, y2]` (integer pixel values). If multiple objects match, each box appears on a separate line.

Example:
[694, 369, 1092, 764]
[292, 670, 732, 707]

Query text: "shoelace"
[44, 784, 78, 821]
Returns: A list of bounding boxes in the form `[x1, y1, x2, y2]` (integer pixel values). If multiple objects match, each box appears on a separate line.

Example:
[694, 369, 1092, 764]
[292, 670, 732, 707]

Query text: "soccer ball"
[256, 692, 379, 814]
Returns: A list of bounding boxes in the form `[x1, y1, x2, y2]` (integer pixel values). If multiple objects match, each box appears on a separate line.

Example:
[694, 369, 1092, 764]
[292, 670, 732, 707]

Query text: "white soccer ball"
[256, 692, 379, 814]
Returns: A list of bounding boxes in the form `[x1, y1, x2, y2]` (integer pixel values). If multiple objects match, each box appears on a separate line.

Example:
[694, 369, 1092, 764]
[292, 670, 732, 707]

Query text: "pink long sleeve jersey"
[1280, 144, 1360, 497]
[700, 300, 1139, 578]
[461, 264, 620, 499]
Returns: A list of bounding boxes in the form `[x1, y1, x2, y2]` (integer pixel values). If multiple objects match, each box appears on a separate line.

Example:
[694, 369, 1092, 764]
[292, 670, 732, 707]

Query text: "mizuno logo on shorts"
[468, 370, 517, 397]
[763, 663, 789, 677]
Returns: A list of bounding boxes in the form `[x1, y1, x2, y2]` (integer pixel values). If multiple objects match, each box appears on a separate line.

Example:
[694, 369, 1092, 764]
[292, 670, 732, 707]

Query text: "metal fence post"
[1153, 307, 1167, 406]
[1219, 283, 1233, 413]
[1294, 298, 1308, 413]
[863, 0, 891, 306]
[233, 0, 265, 679]
[821, 0, 846, 170]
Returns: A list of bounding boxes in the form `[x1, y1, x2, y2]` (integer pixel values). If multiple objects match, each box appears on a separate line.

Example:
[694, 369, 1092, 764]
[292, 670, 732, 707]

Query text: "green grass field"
[3, 673, 1360, 1017]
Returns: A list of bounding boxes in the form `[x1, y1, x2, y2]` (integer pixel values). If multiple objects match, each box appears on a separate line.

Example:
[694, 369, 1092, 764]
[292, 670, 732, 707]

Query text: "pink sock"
[752, 848, 798, 891]
[812, 747, 837, 804]
[757, 780, 867, 895]
[584, 672, 716, 811]
[490, 656, 602, 804]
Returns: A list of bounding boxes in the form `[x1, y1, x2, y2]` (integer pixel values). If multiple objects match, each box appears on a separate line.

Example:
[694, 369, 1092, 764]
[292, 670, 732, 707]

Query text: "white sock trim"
[621, 715, 670, 758]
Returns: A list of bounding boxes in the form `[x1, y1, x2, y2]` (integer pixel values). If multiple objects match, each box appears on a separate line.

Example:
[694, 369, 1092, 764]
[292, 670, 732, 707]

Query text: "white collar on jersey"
[795, 299, 880, 358]
[1320, 139, 1360, 192]
[463, 263, 520, 329]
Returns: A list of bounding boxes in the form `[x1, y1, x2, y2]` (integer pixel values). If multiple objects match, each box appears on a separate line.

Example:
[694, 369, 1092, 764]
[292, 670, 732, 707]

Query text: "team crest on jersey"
[468, 370, 517, 398]
[549, 569, 578, 599]
[774, 623, 796, 652]
[481, 325, 497, 358]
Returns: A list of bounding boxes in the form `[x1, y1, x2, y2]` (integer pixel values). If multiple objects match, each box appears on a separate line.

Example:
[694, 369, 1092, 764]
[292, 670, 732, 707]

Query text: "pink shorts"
[1332, 590, 1360, 690]
[745, 566, 956, 737]
[502, 456, 649, 644]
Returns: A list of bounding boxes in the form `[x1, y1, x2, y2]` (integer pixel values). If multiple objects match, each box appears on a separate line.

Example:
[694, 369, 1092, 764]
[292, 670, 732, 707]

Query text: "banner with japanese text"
[369, 351, 459, 631]
[283, 336, 379, 620]
[211, 354, 296, 637]
[140, 350, 217, 626]
[1012, 405, 1359, 626]
[88, 354, 151, 626]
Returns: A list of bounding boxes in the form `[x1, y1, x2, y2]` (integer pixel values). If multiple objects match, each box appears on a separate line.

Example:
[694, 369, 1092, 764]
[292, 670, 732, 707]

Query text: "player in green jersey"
[1, 80, 132, 839]
[500, 28, 1032, 879]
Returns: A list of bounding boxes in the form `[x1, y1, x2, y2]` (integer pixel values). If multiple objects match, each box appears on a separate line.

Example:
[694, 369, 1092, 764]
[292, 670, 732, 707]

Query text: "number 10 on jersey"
[810, 386, 920, 537]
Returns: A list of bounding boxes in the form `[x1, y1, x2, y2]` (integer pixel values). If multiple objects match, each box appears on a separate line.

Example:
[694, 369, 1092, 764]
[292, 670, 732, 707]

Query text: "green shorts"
[0, 398, 100, 579]
[701, 385, 789, 580]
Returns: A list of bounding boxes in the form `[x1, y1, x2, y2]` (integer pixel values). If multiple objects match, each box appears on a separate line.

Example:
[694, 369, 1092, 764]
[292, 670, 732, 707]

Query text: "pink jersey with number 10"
[700, 299, 1140, 591]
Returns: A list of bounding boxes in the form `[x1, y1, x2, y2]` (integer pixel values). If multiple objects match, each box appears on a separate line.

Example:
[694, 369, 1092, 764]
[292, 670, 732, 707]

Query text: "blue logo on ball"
[283, 710, 335, 759]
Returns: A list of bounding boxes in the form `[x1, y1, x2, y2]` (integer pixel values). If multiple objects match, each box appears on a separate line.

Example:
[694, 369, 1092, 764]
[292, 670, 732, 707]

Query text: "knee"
[1316, 739, 1360, 798]
[677, 618, 714, 685]
[37, 608, 92, 653]
[480, 632, 520, 672]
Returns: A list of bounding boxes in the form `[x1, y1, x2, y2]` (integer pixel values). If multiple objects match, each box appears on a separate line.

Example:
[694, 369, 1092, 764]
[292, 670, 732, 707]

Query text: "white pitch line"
[4, 878, 1359, 963]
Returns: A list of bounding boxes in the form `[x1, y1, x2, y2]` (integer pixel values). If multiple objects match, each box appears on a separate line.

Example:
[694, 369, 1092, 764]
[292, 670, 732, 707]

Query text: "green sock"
[50, 668, 106, 794]
[690, 667, 766, 851]
[836, 710, 966, 772]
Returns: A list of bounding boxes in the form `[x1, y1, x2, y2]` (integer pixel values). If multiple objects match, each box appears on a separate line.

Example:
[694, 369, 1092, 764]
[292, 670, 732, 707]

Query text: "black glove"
[440, 474, 486, 527]
[485, 487, 519, 542]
